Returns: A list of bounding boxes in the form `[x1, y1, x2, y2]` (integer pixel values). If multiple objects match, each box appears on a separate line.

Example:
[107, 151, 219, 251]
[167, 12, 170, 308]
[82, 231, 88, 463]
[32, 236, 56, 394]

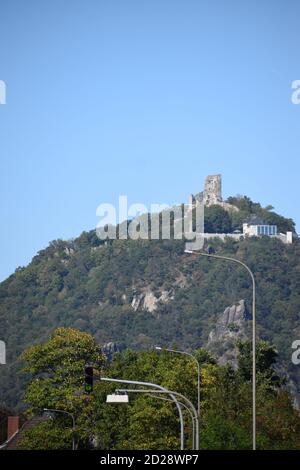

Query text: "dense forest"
[14, 328, 300, 450]
[0, 196, 299, 413]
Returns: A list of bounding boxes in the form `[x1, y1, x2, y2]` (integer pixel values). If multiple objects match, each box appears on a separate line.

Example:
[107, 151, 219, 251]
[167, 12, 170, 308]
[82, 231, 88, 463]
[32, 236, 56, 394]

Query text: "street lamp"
[115, 388, 198, 451]
[106, 394, 129, 403]
[184, 248, 257, 451]
[155, 346, 201, 418]
[106, 391, 196, 449]
[144, 393, 196, 450]
[101, 377, 187, 450]
[43, 408, 76, 450]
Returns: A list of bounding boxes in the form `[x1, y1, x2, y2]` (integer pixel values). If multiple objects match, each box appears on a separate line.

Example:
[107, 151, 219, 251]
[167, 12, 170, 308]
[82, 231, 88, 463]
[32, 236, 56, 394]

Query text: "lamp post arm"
[162, 348, 201, 417]
[43, 408, 76, 450]
[185, 249, 256, 451]
[116, 387, 199, 451]
[100, 377, 185, 450]
[138, 392, 195, 450]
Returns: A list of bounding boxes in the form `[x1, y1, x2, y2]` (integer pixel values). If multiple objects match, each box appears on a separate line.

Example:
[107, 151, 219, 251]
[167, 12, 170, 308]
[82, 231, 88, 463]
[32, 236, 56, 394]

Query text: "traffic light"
[84, 365, 93, 393]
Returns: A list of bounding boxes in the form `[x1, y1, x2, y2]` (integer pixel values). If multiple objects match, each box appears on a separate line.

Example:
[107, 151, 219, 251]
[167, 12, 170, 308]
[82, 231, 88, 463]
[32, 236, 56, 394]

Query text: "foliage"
[18, 331, 300, 450]
[19, 328, 104, 449]
[18, 419, 74, 450]
[205, 205, 232, 233]
[227, 196, 295, 233]
[0, 195, 299, 416]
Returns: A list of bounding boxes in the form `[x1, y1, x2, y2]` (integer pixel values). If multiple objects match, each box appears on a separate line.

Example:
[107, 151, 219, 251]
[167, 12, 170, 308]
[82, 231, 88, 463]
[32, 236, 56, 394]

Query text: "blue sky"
[0, 0, 300, 281]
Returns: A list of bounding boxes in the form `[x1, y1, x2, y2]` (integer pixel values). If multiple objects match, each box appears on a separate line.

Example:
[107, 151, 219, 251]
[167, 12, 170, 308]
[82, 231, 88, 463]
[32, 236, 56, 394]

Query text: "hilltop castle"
[189, 174, 238, 212]
[188, 174, 293, 244]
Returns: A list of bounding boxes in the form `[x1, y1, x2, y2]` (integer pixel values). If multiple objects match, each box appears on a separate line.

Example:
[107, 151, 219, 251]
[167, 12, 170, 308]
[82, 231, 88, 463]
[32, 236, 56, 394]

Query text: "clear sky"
[0, 0, 300, 281]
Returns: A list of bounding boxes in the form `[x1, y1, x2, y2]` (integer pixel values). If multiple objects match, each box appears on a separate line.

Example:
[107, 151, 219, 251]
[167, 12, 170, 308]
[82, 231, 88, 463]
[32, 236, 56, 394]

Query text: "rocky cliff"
[207, 300, 251, 367]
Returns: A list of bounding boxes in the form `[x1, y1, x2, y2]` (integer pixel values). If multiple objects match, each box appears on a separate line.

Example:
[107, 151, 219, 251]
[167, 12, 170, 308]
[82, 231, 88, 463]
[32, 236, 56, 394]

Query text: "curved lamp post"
[143, 393, 196, 450]
[184, 249, 256, 451]
[116, 388, 199, 450]
[43, 408, 76, 450]
[156, 346, 201, 418]
[101, 377, 186, 450]
[115, 388, 199, 451]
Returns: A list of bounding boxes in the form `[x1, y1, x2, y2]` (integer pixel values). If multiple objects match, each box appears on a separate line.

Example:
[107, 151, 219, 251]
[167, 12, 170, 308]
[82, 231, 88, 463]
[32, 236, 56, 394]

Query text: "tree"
[205, 205, 232, 233]
[19, 332, 300, 450]
[19, 327, 104, 449]
[237, 340, 282, 389]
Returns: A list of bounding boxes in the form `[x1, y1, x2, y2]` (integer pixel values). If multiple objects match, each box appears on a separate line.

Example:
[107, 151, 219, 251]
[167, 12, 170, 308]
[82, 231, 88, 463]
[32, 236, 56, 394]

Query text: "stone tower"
[190, 174, 238, 212]
[203, 174, 222, 206]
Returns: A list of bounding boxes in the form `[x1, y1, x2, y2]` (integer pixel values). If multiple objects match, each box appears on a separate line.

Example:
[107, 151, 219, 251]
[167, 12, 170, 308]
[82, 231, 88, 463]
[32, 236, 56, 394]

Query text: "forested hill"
[0, 196, 299, 409]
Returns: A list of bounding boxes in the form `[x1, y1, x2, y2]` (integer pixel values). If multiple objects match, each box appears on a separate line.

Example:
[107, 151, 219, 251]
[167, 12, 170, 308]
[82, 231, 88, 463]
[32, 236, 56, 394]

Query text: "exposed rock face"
[143, 291, 158, 313]
[102, 341, 121, 360]
[207, 300, 251, 367]
[131, 289, 175, 313]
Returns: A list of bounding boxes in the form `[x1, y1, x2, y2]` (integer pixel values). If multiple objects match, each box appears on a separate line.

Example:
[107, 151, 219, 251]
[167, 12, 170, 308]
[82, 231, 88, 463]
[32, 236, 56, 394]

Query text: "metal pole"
[116, 387, 199, 451]
[141, 393, 195, 450]
[101, 377, 185, 450]
[185, 249, 256, 450]
[43, 408, 76, 450]
[156, 347, 201, 418]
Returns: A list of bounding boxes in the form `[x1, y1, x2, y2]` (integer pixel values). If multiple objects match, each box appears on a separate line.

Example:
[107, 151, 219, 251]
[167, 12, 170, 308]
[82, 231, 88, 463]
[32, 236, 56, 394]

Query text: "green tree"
[19, 333, 300, 450]
[19, 327, 104, 449]
[237, 340, 282, 389]
[205, 205, 232, 233]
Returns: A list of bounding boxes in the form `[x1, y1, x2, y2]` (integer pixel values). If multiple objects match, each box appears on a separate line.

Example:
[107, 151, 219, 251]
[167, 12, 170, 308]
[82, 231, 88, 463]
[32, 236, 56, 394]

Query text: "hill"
[0, 195, 299, 409]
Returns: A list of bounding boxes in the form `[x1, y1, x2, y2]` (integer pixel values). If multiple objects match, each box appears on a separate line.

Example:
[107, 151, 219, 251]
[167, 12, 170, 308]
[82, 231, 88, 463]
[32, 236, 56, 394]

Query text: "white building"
[243, 223, 278, 237]
[242, 217, 293, 244]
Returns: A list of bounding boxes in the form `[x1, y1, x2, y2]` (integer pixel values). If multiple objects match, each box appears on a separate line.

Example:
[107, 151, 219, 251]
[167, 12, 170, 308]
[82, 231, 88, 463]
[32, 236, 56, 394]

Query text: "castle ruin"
[189, 174, 238, 212]
[202, 174, 222, 205]
[187, 174, 293, 244]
